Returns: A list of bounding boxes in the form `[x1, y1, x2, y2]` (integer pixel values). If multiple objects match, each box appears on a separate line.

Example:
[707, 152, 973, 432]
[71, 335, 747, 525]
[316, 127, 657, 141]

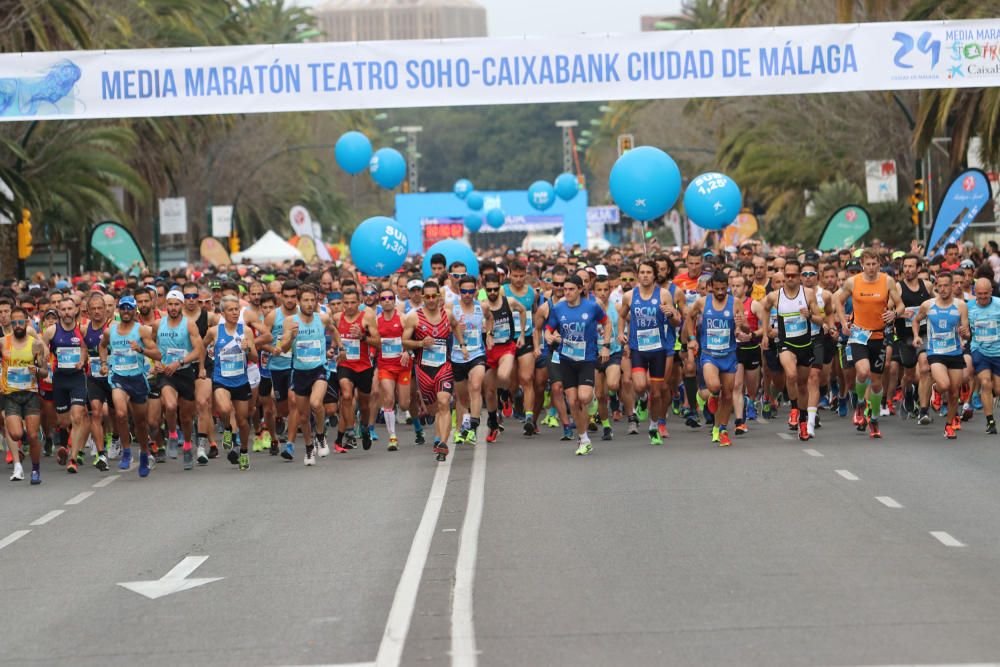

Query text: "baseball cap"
[595, 264, 609, 277]
[55, 279, 69, 290]
[166, 289, 184, 302]
[118, 295, 137, 309]
[891, 250, 906, 260]
[846, 260, 862, 272]
[113, 279, 126, 290]
[407, 279, 424, 290]
[960, 259, 976, 269]
[210, 281, 222, 290]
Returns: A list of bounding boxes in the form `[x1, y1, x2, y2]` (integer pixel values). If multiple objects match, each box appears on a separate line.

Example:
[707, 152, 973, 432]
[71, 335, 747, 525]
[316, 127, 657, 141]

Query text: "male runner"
[185, 282, 218, 463]
[482, 273, 528, 443]
[503, 261, 538, 434]
[43, 297, 91, 472]
[2, 307, 48, 483]
[375, 286, 411, 451]
[893, 255, 933, 421]
[135, 288, 165, 462]
[451, 275, 493, 445]
[967, 277, 1000, 434]
[594, 275, 623, 441]
[83, 291, 112, 469]
[332, 288, 379, 452]
[154, 290, 204, 469]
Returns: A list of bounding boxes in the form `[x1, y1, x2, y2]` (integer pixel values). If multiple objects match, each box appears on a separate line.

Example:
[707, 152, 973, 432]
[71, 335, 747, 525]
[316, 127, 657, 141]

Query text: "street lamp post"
[399, 126, 423, 194]
[556, 120, 579, 175]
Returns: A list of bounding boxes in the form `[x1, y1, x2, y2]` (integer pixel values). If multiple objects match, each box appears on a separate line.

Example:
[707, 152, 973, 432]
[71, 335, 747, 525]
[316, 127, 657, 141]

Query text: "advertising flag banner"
[818, 205, 871, 250]
[89, 222, 147, 273]
[211, 205, 233, 237]
[199, 236, 232, 267]
[722, 211, 759, 246]
[926, 169, 993, 257]
[158, 197, 187, 234]
[865, 160, 898, 203]
[1, 20, 999, 121]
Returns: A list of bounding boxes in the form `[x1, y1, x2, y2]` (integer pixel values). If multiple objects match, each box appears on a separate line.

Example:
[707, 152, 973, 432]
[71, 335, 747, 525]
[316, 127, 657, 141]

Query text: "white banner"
[1, 20, 999, 121]
[288, 205, 312, 238]
[211, 205, 232, 237]
[312, 221, 332, 262]
[158, 197, 187, 234]
[865, 159, 898, 203]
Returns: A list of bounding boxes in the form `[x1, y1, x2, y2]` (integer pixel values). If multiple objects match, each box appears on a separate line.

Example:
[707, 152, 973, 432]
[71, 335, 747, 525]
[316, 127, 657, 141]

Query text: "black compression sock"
[683, 376, 698, 410]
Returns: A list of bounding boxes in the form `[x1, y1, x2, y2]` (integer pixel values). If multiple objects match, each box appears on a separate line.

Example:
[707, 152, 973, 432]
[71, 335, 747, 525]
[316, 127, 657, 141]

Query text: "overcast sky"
[300, 1, 683, 36]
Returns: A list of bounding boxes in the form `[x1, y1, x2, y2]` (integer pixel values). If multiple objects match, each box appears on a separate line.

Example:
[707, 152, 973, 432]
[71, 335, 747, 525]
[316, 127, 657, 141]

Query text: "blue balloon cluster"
[334, 131, 372, 175]
[454, 179, 474, 199]
[683, 172, 742, 230]
[528, 180, 555, 211]
[464, 213, 483, 232]
[485, 208, 505, 229]
[422, 239, 479, 279]
[369, 147, 407, 190]
[466, 191, 485, 211]
[609, 146, 681, 221]
[350, 216, 408, 277]
[554, 173, 579, 201]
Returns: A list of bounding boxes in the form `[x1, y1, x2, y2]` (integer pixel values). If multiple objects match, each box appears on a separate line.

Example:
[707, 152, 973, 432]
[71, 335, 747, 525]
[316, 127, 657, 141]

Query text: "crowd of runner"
[3, 238, 1000, 483]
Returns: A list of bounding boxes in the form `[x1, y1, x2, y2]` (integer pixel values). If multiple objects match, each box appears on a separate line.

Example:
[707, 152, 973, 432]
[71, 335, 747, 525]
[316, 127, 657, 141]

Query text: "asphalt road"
[3, 407, 1000, 667]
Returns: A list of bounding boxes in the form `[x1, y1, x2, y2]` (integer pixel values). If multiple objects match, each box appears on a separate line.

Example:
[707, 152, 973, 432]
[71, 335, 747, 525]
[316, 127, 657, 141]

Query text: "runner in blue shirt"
[968, 277, 1000, 434]
[544, 275, 611, 456]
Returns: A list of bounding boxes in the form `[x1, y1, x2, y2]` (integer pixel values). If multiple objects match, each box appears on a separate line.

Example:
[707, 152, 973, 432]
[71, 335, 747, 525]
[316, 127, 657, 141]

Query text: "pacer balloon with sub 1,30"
[683, 172, 742, 231]
[554, 173, 579, 201]
[350, 216, 408, 277]
[609, 146, 681, 221]
[465, 213, 483, 232]
[369, 148, 407, 190]
[454, 179, 474, 200]
[334, 131, 372, 175]
[422, 239, 480, 279]
[486, 208, 505, 229]
[528, 180, 555, 211]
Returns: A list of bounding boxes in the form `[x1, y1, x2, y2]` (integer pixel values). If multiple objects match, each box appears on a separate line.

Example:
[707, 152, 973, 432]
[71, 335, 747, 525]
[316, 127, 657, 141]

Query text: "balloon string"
[642, 220, 648, 255]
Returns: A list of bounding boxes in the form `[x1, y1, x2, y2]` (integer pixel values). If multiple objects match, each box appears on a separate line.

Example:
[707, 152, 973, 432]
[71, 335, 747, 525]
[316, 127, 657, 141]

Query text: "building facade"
[313, 0, 487, 42]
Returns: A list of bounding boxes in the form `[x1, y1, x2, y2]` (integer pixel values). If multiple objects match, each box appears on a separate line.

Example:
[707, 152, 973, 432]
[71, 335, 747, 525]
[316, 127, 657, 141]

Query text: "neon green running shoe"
[575, 441, 593, 456]
[649, 429, 663, 446]
[251, 434, 264, 452]
[711, 425, 720, 443]
[453, 429, 466, 444]
[238, 453, 249, 470]
[261, 431, 272, 449]
[636, 406, 648, 422]
[222, 430, 234, 450]
[464, 429, 477, 445]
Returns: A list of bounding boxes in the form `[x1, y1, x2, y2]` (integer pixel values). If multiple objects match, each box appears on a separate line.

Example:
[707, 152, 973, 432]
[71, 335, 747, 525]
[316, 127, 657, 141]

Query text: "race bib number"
[706, 327, 731, 353]
[247, 362, 261, 386]
[551, 349, 561, 363]
[514, 311, 532, 334]
[783, 314, 808, 338]
[219, 346, 246, 378]
[343, 338, 361, 361]
[494, 322, 511, 342]
[56, 346, 81, 369]
[684, 290, 699, 307]
[848, 326, 872, 345]
[89, 357, 105, 378]
[113, 348, 140, 373]
[163, 347, 186, 366]
[930, 329, 958, 355]
[974, 320, 999, 344]
[423, 341, 447, 367]
[6, 366, 32, 390]
[381, 337, 403, 359]
[903, 307, 917, 327]
[295, 339, 323, 365]
[637, 327, 662, 352]
[562, 338, 586, 361]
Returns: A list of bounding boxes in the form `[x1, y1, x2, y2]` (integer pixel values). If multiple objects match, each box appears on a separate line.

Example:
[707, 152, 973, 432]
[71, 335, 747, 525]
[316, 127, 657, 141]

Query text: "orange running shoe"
[787, 408, 799, 430]
[944, 424, 957, 440]
[718, 429, 732, 447]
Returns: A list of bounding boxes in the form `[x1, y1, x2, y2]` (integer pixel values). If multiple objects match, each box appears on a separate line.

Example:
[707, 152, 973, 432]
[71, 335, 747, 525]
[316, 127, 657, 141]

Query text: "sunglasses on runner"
[10, 319, 26, 326]
[801, 271, 817, 277]
[184, 293, 198, 299]
[199, 299, 212, 305]
[485, 287, 500, 293]
[423, 293, 439, 299]
[460, 288, 477, 295]
[552, 281, 565, 288]
[380, 296, 395, 302]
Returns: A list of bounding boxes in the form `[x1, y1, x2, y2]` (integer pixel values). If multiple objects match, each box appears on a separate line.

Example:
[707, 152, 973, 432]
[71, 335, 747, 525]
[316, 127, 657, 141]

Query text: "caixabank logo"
[892, 25, 1000, 82]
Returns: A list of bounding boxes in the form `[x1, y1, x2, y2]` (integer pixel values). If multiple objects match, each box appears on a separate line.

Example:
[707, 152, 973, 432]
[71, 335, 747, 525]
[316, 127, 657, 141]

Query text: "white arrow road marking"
[118, 556, 223, 599]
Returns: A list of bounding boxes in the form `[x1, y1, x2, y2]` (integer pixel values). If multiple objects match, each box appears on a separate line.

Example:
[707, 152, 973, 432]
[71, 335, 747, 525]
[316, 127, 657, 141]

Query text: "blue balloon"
[369, 148, 406, 190]
[464, 213, 483, 232]
[334, 131, 372, 175]
[466, 191, 484, 211]
[554, 173, 579, 201]
[454, 179, 474, 200]
[683, 172, 743, 231]
[485, 208, 506, 229]
[528, 180, 555, 211]
[349, 216, 408, 277]
[422, 239, 479, 280]
[609, 146, 682, 222]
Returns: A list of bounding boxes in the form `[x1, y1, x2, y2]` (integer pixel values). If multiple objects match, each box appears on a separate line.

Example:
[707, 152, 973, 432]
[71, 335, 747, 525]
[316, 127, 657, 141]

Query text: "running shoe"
[485, 428, 499, 443]
[711, 426, 720, 443]
[108, 435, 120, 460]
[917, 412, 933, 426]
[281, 442, 294, 460]
[703, 408, 715, 426]
[261, 431, 272, 451]
[388, 436, 399, 451]
[962, 403, 974, 422]
[798, 421, 809, 441]
[501, 398, 513, 418]
[636, 398, 648, 422]
[523, 421, 536, 437]
[227, 447, 240, 464]
[658, 422, 669, 439]
[602, 426, 613, 441]
[95, 454, 109, 472]
[649, 428, 663, 446]
[154, 444, 166, 464]
[868, 419, 881, 439]
[56, 446, 68, 467]
[209, 444, 219, 459]
[853, 405, 866, 431]
[183, 447, 194, 470]
[222, 430, 234, 450]
[931, 388, 942, 411]
[944, 424, 957, 440]
[361, 429, 373, 450]
[5, 449, 12, 465]
[434, 442, 449, 462]
[574, 440, 593, 456]
[879, 404, 890, 418]
[818, 395, 830, 410]
[718, 429, 732, 447]
[465, 429, 477, 445]
[251, 433, 265, 453]
[684, 413, 702, 429]
[973, 392, 984, 411]
[453, 429, 466, 444]
[318, 438, 330, 458]
[734, 423, 748, 435]
[627, 415, 639, 435]
[746, 398, 758, 421]
[10, 464, 24, 482]
[560, 426, 574, 441]
[43, 438, 53, 458]
[838, 397, 849, 418]
[761, 402, 773, 420]
[75, 451, 84, 466]
[588, 416, 599, 433]
[239, 453, 249, 470]
[787, 408, 800, 431]
[369, 425, 379, 442]
[304, 448, 316, 466]
[64, 460, 77, 473]
[119, 447, 132, 470]
[334, 443, 348, 454]
[903, 386, 916, 416]
[197, 445, 209, 465]
[167, 435, 179, 459]
[986, 419, 997, 435]
[415, 430, 427, 445]
[707, 394, 718, 415]
[30, 469, 41, 485]
[138, 452, 150, 478]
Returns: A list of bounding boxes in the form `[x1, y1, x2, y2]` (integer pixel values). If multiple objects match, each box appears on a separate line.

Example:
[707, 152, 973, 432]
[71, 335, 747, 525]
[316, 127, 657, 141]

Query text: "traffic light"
[910, 178, 925, 226]
[617, 133, 634, 157]
[229, 233, 240, 254]
[17, 208, 33, 259]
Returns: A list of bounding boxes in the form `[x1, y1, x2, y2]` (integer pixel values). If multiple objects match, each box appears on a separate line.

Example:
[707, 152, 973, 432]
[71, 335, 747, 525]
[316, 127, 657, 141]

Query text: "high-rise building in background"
[313, 0, 488, 41]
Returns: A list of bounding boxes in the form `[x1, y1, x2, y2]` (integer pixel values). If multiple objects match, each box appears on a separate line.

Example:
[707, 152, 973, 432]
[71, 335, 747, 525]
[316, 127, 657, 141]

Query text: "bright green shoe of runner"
[464, 429, 477, 445]
[649, 429, 663, 446]
[222, 430, 234, 450]
[251, 434, 264, 452]
[453, 429, 466, 444]
[711, 425, 720, 443]
[575, 441, 593, 456]
[238, 453, 249, 470]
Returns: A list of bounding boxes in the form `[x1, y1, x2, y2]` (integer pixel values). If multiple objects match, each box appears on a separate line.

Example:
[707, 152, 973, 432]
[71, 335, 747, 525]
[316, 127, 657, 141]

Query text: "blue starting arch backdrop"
[1, 20, 999, 121]
[396, 190, 589, 252]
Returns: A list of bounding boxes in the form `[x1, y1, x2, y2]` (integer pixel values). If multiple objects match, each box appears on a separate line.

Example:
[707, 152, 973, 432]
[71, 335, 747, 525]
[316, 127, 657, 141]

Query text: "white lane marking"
[803, 449, 824, 457]
[835, 469, 859, 481]
[875, 496, 903, 509]
[442, 528, 457, 532]
[93, 474, 120, 488]
[0, 530, 31, 550]
[452, 441, 487, 667]
[65, 491, 94, 505]
[777, 433, 793, 440]
[930, 531, 966, 547]
[30, 510, 65, 526]
[375, 453, 454, 667]
[118, 555, 224, 599]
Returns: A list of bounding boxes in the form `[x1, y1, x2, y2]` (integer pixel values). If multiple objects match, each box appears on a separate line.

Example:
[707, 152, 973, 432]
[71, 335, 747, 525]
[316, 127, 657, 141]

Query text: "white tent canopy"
[232, 230, 303, 263]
